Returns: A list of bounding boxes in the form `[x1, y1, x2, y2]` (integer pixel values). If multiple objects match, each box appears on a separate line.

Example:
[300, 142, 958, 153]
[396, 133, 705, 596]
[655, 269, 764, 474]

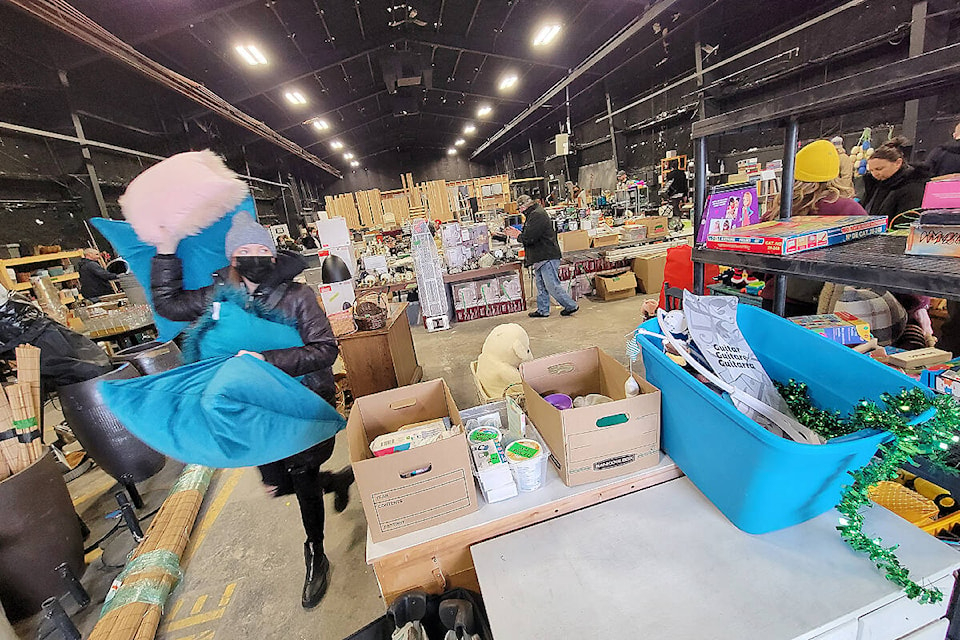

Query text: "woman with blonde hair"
[760, 139, 866, 315]
[763, 140, 865, 221]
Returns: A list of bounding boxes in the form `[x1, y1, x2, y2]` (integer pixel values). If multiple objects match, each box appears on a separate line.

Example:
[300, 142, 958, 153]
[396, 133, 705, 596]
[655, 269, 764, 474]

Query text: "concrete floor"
[13, 292, 653, 640]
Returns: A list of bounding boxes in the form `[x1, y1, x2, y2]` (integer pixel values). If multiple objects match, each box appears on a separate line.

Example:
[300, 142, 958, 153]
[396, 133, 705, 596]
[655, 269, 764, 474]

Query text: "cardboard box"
[887, 347, 953, 369]
[591, 233, 620, 248]
[935, 370, 960, 398]
[595, 271, 637, 301]
[706, 216, 887, 255]
[559, 230, 591, 252]
[921, 177, 960, 210]
[632, 253, 667, 294]
[637, 216, 669, 238]
[520, 348, 661, 487]
[347, 380, 478, 542]
[905, 211, 960, 257]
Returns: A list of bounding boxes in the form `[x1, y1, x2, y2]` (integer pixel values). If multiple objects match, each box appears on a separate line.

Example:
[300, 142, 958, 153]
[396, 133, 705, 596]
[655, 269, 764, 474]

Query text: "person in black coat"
[926, 121, 960, 178]
[504, 195, 578, 317]
[863, 136, 931, 225]
[151, 215, 352, 610]
[77, 248, 118, 301]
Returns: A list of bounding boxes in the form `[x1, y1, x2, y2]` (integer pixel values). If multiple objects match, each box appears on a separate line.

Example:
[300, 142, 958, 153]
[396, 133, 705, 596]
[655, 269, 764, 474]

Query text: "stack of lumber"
[0, 345, 43, 480]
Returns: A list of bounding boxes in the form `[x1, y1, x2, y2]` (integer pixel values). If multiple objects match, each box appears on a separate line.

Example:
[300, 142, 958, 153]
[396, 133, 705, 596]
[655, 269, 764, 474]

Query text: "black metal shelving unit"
[690, 42, 960, 313]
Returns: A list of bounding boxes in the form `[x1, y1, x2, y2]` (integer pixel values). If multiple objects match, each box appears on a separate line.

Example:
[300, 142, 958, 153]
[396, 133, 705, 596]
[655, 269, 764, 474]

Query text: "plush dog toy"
[476, 323, 533, 398]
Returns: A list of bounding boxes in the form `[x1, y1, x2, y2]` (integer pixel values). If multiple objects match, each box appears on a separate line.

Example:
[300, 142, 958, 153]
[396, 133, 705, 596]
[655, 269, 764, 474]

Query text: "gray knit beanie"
[225, 214, 276, 258]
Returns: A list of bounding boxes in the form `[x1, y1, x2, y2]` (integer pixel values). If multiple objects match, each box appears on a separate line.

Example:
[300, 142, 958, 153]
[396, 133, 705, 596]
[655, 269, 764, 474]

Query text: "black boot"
[302, 541, 330, 609]
[329, 467, 355, 513]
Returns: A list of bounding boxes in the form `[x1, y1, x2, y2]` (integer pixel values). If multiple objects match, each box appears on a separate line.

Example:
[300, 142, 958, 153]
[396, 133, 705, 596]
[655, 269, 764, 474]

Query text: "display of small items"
[715, 268, 764, 296]
[440, 222, 492, 273]
[451, 274, 524, 322]
[552, 208, 597, 234]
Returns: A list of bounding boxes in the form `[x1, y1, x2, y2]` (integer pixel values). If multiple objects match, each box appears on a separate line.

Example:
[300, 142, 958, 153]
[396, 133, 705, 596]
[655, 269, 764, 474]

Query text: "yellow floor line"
[181, 468, 245, 569]
[163, 608, 226, 633]
[218, 583, 236, 608]
[190, 594, 208, 615]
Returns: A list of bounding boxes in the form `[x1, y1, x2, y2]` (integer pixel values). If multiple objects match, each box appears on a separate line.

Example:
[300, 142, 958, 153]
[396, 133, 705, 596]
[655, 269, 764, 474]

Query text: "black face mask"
[235, 256, 274, 284]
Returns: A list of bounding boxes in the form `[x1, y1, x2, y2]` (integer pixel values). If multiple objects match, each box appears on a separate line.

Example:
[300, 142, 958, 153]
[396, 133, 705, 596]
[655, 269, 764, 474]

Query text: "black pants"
[258, 439, 337, 548]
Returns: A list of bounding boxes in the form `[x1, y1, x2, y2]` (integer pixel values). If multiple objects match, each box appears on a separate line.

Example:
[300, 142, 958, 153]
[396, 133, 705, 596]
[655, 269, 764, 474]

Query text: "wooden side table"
[337, 302, 423, 399]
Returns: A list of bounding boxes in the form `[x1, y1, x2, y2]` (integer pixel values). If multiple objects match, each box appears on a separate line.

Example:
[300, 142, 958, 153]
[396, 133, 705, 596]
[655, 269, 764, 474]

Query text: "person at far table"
[503, 194, 578, 318]
[926, 119, 960, 178]
[760, 139, 866, 317]
[78, 248, 118, 302]
[863, 136, 931, 226]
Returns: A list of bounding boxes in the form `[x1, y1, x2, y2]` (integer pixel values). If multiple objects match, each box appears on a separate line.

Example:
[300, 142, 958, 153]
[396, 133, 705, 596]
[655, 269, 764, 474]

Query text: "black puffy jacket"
[150, 251, 339, 403]
[862, 164, 931, 225]
[927, 141, 960, 178]
[517, 204, 561, 266]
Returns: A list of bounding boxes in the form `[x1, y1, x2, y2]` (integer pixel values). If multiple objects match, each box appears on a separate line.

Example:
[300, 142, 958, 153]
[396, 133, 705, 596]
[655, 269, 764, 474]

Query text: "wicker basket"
[354, 293, 388, 331]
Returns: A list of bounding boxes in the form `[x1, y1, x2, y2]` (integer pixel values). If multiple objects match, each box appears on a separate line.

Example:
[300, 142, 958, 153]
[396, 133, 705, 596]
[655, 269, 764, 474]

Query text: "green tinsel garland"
[776, 381, 960, 604]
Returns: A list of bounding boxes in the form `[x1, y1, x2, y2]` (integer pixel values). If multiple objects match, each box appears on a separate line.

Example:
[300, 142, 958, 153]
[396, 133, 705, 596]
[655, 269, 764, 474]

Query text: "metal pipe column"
[773, 117, 800, 316]
[692, 135, 709, 295]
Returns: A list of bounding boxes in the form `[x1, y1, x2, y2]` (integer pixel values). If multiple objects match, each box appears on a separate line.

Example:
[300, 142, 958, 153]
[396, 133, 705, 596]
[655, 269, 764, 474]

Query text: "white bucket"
[505, 439, 547, 492]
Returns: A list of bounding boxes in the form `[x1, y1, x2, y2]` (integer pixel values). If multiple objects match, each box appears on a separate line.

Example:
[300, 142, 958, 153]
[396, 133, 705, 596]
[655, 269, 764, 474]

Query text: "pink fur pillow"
[119, 150, 248, 248]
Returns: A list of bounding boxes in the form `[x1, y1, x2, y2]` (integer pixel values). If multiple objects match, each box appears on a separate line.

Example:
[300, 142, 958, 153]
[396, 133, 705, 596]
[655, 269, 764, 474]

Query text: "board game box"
[789, 312, 871, 346]
[705, 215, 887, 255]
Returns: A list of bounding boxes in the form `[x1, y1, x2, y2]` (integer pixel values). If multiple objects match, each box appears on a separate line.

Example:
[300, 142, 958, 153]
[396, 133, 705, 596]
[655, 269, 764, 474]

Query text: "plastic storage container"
[638, 304, 930, 534]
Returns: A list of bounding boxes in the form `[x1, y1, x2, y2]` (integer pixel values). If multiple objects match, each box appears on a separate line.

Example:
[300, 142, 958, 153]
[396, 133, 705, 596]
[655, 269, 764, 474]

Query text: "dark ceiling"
[0, 0, 849, 183]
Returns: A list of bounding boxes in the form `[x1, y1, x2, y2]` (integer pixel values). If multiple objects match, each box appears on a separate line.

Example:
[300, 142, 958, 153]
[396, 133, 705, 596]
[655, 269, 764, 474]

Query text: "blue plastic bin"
[639, 304, 933, 534]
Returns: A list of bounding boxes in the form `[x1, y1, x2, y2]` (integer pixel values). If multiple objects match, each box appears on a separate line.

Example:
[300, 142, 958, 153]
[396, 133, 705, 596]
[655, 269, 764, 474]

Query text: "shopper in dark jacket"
[926, 121, 960, 177]
[151, 215, 352, 610]
[863, 136, 931, 225]
[78, 248, 118, 301]
[505, 195, 578, 317]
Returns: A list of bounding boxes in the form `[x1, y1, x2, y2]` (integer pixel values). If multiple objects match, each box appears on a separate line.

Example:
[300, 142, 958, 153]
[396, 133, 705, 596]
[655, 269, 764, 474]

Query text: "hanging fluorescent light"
[284, 91, 307, 105]
[344, 152, 354, 160]
[477, 105, 492, 118]
[463, 124, 476, 135]
[447, 148, 457, 155]
[312, 119, 329, 130]
[455, 139, 466, 146]
[532, 24, 561, 46]
[498, 74, 518, 91]
[331, 140, 344, 150]
[350, 160, 360, 167]
[236, 44, 267, 66]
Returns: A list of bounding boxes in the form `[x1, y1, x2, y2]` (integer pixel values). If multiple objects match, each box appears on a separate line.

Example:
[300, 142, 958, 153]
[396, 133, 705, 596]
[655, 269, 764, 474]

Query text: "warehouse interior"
[2, 0, 960, 639]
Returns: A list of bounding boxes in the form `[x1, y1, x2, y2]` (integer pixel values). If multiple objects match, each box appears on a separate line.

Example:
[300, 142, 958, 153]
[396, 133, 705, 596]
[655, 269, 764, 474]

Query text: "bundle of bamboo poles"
[0, 345, 43, 481]
[88, 465, 214, 640]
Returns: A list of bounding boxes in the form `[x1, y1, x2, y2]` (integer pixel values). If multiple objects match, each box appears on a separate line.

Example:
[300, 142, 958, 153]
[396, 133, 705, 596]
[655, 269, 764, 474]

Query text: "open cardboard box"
[347, 379, 478, 542]
[521, 347, 661, 486]
[595, 271, 637, 301]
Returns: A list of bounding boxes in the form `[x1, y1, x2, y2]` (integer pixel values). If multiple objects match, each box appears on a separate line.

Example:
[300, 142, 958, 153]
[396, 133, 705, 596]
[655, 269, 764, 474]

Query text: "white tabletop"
[366, 454, 680, 562]
[472, 476, 960, 640]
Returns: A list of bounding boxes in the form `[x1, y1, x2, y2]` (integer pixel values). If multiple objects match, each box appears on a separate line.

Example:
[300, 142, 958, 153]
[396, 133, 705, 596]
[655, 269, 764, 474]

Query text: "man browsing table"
[504, 195, 579, 318]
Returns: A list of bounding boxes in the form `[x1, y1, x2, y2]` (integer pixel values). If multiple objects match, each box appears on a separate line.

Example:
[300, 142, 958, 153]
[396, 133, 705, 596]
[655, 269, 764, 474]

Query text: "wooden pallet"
[324, 193, 361, 230]
[356, 189, 385, 228]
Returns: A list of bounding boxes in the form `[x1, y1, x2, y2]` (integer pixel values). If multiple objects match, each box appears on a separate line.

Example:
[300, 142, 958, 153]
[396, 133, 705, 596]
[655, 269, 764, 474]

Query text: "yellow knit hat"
[794, 139, 840, 183]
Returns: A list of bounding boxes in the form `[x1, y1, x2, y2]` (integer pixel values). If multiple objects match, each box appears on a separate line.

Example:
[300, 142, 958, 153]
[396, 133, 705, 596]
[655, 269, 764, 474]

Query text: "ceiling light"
[477, 105, 492, 118]
[533, 24, 562, 46]
[350, 160, 360, 167]
[344, 153, 354, 160]
[499, 74, 518, 91]
[463, 124, 476, 135]
[331, 140, 344, 150]
[236, 44, 267, 66]
[447, 148, 457, 155]
[312, 119, 329, 130]
[455, 139, 466, 146]
[284, 91, 307, 105]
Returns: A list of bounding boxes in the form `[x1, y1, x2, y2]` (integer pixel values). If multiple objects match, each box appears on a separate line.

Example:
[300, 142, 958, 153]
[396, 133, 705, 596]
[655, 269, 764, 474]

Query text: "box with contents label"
[706, 216, 887, 255]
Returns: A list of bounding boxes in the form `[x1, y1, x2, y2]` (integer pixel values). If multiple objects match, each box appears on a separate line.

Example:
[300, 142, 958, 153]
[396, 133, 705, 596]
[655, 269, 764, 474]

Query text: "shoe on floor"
[331, 466, 354, 513]
[528, 311, 549, 318]
[302, 541, 331, 609]
[560, 306, 579, 316]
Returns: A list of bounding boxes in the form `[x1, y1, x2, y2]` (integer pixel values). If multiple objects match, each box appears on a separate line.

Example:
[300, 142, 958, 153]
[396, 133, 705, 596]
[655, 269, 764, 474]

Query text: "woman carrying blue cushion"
[152, 214, 352, 610]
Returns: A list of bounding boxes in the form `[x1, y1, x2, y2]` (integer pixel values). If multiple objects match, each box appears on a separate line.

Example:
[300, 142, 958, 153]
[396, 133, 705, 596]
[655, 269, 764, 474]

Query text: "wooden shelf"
[0, 250, 82, 267]
[8, 271, 80, 291]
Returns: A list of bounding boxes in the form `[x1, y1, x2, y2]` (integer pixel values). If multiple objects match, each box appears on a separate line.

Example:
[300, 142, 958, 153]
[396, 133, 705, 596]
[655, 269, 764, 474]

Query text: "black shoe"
[528, 311, 549, 318]
[330, 467, 354, 513]
[302, 541, 331, 609]
[560, 306, 579, 316]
